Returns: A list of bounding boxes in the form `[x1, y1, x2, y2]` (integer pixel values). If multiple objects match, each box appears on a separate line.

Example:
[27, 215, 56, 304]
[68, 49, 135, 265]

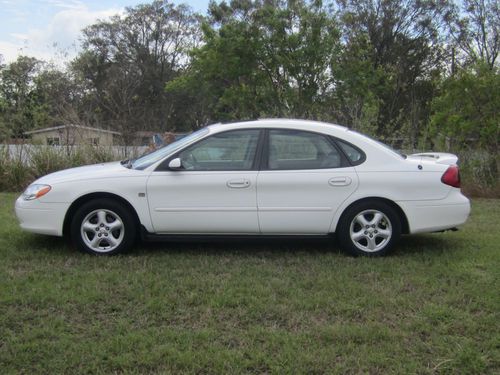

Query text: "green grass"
[0, 193, 499, 374]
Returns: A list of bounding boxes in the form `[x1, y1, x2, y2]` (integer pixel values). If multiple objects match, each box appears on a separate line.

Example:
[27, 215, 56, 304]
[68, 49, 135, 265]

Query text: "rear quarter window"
[335, 138, 366, 166]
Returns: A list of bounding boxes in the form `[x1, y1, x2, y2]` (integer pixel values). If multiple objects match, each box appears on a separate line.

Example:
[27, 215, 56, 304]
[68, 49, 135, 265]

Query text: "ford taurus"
[15, 119, 470, 256]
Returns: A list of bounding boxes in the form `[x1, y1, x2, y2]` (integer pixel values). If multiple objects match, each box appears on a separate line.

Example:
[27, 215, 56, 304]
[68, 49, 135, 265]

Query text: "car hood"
[34, 161, 132, 185]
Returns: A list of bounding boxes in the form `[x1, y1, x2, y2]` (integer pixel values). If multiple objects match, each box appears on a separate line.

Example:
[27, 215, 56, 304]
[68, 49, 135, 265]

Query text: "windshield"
[131, 128, 210, 170]
[348, 130, 406, 159]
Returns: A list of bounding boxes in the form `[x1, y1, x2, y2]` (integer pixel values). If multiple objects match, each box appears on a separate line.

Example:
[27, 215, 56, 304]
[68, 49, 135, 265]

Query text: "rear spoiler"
[408, 152, 458, 165]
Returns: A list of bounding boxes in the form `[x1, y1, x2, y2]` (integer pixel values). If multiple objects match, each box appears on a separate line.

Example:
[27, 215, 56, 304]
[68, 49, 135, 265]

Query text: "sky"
[0, 0, 210, 65]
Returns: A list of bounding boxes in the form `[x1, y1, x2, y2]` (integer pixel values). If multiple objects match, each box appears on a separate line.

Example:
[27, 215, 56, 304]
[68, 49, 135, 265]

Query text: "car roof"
[207, 119, 349, 136]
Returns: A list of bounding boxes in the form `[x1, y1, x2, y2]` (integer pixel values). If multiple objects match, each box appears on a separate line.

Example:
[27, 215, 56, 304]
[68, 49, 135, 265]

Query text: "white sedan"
[15, 119, 470, 256]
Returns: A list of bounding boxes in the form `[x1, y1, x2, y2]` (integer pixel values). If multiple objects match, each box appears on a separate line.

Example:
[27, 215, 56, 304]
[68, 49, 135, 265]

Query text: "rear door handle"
[227, 179, 251, 188]
[329, 177, 352, 186]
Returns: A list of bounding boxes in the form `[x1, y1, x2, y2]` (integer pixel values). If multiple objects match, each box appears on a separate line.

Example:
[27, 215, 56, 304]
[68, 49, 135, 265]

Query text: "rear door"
[257, 129, 359, 234]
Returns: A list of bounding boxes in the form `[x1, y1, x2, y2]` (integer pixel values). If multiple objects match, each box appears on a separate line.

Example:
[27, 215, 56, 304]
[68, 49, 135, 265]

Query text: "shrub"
[0, 144, 119, 192]
[459, 150, 499, 198]
[29, 146, 70, 179]
[79, 145, 115, 165]
[0, 146, 33, 192]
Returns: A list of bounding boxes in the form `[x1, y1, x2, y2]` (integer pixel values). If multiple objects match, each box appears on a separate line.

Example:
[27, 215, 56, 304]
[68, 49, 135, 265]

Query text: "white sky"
[0, 0, 209, 65]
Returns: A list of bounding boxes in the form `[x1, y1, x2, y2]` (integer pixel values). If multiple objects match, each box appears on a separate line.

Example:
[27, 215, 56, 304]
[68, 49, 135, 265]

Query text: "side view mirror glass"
[168, 158, 182, 170]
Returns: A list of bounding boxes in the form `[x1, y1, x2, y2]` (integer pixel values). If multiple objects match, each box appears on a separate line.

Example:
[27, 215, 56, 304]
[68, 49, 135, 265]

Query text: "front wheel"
[70, 199, 137, 255]
[337, 201, 401, 256]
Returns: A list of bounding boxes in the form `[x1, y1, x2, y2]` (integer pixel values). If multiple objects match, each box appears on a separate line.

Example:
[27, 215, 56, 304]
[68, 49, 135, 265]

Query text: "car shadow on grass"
[16, 232, 460, 258]
[137, 237, 339, 257]
[137, 233, 459, 258]
[392, 233, 459, 256]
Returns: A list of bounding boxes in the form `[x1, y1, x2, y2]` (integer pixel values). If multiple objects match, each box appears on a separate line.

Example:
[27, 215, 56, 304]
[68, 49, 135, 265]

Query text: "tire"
[337, 201, 401, 256]
[70, 199, 137, 255]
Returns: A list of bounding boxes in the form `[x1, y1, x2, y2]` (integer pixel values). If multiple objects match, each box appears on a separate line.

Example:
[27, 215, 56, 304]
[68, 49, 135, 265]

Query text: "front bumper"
[15, 196, 69, 236]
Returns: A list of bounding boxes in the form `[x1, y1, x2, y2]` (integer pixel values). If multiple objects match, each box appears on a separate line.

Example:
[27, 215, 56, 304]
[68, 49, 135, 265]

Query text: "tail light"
[441, 165, 461, 188]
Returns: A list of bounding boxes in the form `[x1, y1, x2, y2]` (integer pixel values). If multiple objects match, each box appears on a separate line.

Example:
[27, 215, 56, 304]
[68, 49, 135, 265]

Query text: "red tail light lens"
[441, 165, 461, 188]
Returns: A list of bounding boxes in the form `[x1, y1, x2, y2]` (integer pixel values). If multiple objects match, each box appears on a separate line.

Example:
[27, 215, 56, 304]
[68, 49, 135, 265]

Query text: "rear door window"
[268, 130, 344, 170]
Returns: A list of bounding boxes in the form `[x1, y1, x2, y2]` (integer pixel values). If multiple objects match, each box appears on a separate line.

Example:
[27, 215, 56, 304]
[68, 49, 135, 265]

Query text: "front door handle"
[328, 177, 352, 186]
[227, 179, 251, 188]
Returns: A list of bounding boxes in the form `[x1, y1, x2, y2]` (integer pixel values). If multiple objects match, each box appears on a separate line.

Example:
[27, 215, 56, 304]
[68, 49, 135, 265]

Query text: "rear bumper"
[398, 191, 471, 234]
[15, 196, 69, 236]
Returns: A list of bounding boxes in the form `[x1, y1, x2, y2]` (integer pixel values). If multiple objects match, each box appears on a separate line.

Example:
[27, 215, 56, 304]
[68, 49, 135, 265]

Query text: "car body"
[15, 119, 470, 256]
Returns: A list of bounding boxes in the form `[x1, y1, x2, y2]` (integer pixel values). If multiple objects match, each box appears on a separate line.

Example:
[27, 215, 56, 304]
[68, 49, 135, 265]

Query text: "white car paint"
[147, 170, 260, 233]
[257, 168, 359, 234]
[15, 119, 470, 252]
[408, 152, 459, 165]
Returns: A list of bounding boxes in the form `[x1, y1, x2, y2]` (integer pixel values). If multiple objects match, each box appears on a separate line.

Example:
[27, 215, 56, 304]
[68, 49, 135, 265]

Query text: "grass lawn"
[0, 193, 499, 374]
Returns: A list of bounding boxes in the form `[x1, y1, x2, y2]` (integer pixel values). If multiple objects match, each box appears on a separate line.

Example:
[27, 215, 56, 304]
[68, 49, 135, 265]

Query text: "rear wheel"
[337, 201, 401, 256]
[70, 199, 136, 255]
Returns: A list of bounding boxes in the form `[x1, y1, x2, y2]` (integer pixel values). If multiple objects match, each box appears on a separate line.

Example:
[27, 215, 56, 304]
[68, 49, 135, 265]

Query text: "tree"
[73, 0, 200, 140]
[167, 0, 341, 124]
[431, 63, 499, 153]
[332, 0, 448, 146]
[0, 56, 43, 139]
[441, 0, 500, 69]
[33, 66, 85, 129]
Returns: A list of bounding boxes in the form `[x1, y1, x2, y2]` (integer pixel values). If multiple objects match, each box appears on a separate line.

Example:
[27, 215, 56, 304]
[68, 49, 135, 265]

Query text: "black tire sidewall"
[70, 199, 136, 255]
[337, 201, 402, 256]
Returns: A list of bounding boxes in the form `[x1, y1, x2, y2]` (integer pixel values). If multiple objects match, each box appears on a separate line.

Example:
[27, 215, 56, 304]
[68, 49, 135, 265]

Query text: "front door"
[147, 129, 262, 233]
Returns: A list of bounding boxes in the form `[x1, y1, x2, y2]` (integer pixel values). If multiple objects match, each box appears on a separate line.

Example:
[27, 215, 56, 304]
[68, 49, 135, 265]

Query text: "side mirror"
[168, 157, 182, 170]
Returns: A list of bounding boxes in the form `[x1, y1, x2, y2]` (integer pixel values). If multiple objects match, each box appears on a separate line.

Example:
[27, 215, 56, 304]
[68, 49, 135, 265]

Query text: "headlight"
[22, 184, 52, 200]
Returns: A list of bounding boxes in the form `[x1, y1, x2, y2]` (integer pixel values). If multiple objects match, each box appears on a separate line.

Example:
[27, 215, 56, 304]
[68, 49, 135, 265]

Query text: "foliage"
[332, 0, 447, 143]
[0, 145, 117, 192]
[441, 0, 500, 69]
[32, 67, 83, 128]
[0, 0, 498, 141]
[431, 64, 499, 153]
[458, 149, 500, 197]
[430, 64, 499, 194]
[73, 0, 201, 138]
[0, 56, 43, 138]
[168, 0, 341, 123]
[0, 147, 32, 192]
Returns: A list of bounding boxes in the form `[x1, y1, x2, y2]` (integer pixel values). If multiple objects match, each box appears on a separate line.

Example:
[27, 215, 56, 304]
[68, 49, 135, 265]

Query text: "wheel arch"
[63, 192, 141, 237]
[334, 197, 410, 235]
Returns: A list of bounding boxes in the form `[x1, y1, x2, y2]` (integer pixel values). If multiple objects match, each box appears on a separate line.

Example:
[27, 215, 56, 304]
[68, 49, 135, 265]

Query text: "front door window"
[178, 130, 260, 171]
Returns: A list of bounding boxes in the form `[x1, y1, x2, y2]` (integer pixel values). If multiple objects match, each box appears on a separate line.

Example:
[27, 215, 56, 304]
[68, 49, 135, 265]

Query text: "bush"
[0, 146, 33, 192]
[0, 144, 118, 192]
[29, 146, 71, 178]
[80, 145, 115, 165]
[459, 150, 499, 198]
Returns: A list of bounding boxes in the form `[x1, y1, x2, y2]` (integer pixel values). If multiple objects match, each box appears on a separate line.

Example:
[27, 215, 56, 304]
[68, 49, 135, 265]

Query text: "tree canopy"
[0, 0, 498, 151]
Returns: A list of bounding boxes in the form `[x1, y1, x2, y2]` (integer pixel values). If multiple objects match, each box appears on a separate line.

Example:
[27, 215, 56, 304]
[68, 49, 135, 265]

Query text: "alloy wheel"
[349, 209, 392, 252]
[80, 209, 125, 253]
